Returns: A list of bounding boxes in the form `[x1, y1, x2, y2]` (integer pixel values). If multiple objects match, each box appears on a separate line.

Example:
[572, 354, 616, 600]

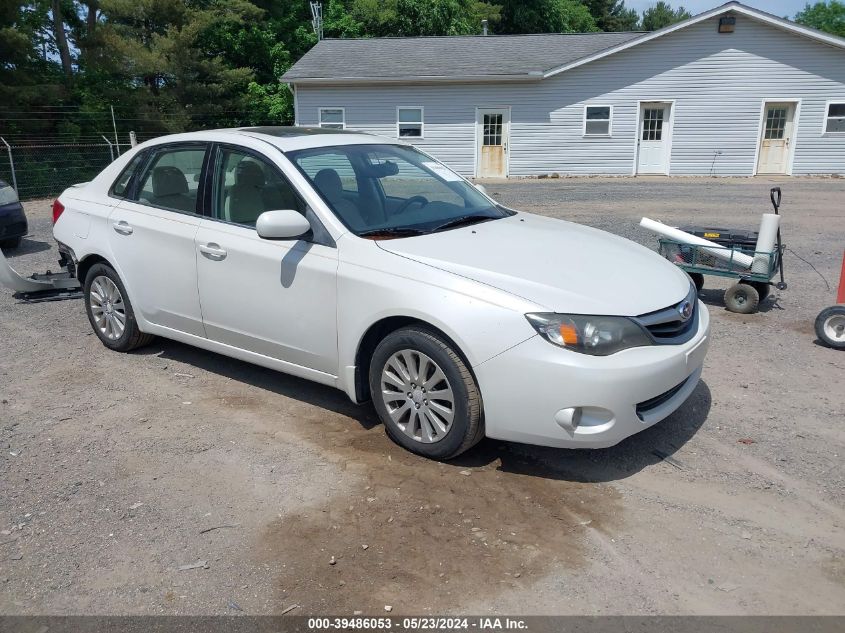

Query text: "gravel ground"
[1, 176, 844, 616]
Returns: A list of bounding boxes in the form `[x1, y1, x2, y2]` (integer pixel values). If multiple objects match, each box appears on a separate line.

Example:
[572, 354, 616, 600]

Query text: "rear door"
[109, 143, 209, 337]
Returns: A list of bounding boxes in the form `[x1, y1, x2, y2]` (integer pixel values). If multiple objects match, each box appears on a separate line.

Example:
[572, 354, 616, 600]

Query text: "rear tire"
[83, 263, 155, 352]
[748, 281, 770, 302]
[815, 305, 845, 349]
[724, 282, 759, 314]
[369, 326, 483, 460]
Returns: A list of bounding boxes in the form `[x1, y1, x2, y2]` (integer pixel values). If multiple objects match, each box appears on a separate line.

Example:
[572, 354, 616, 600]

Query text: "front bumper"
[475, 300, 710, 449]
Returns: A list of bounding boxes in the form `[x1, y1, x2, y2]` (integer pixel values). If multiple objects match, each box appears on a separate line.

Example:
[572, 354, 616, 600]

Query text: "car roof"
[140, 127, 397, 153]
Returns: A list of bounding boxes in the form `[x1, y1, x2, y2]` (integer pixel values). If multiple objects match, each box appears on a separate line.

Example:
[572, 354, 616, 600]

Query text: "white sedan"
[52, 127, 709, 459]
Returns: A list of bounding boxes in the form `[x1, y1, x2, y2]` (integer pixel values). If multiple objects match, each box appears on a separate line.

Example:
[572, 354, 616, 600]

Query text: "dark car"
[0, 179, 27, 249]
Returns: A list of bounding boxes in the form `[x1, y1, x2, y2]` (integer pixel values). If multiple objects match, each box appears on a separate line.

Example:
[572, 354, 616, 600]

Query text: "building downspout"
[285, 83, 298, 126]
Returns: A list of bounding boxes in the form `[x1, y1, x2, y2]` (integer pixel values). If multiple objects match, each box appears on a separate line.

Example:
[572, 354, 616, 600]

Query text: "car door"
[109, 143, 209, 337]
[194, 143, 339, 375]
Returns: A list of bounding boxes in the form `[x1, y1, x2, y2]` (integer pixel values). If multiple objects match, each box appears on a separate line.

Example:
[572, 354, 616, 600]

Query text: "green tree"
[795, 0, 845, 37]
[498, 0, 597, 34]
[640, 1, 691, 31]
[345, 0, 500, 36]
[0, 1, 64, 112]
[585, 0, 639, 31]
[92, 0, 262, 130]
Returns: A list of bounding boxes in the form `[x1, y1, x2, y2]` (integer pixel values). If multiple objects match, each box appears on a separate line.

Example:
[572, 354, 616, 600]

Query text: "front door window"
[211, 147, 305, 227]
[764, 107, 788, 140]
[641, 108, 664, 141]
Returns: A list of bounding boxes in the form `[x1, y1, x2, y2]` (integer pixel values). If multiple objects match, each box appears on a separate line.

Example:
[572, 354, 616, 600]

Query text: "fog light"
[554, 407, 582, 434]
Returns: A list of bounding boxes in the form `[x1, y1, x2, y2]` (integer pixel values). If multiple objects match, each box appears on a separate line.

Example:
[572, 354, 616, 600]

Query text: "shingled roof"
[281, 3, 845, 85]
[281, 32, 645, 83]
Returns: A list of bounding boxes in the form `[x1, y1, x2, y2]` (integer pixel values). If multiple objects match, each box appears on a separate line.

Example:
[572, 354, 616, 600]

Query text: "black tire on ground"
[724, 282, 760, 314]
[814, 305, 845, 350]
[83, 263, 155, 352]
[689, 273, 704, 293]
[0, 237, 22, 249]
[748, 281, 770, 302]
[369, 326, 483, 460]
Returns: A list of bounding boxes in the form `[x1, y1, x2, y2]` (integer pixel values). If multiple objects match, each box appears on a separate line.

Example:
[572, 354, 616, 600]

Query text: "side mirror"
[475, 183, 489, 196]
[256, 210, 311, 240]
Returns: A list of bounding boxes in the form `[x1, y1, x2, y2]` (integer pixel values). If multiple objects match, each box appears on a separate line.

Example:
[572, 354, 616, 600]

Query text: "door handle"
[112, 220, 133, 235]
[199, 243, 227, 260]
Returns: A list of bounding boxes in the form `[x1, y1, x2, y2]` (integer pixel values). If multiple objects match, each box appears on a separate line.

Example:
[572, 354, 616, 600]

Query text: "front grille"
[633, 284, 698, 345]
[636, 375, 690, 419]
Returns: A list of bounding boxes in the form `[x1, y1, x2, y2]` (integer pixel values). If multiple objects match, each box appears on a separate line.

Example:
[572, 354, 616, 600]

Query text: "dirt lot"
[1, 176, 844, 616]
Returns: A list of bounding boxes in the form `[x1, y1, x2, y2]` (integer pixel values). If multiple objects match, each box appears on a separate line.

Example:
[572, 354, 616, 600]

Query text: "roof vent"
[719, 15, 736, 33]
[482, 19, 488, 36]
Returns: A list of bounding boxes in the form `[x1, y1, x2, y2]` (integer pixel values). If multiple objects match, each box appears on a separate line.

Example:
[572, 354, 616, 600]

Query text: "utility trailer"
[657, 187, 787, 314]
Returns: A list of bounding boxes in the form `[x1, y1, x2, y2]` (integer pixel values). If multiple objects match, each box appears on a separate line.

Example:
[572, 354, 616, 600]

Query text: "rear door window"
[134, 146, 207, 214]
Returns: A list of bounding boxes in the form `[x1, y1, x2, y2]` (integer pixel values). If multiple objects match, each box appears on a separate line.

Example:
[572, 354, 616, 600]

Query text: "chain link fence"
[0, 139, 133, 201]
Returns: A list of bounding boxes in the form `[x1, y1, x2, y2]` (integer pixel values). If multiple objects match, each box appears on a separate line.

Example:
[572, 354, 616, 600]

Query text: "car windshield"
[287, 144, 511, 237]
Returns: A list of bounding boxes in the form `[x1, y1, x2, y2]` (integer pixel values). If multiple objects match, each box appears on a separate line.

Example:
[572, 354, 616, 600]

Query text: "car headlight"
[525, 313, 652, 356]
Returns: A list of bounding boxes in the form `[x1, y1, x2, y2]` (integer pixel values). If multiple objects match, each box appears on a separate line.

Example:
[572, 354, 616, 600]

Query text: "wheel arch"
[76, 253, 112, 286]
[353, 316, 478, 403]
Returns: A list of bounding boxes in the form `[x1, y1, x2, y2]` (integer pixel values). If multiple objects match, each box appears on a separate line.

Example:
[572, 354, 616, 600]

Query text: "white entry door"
[757, 102, 795, 175]
[637, 103, 672, 175]
[476, 108, 509, 178]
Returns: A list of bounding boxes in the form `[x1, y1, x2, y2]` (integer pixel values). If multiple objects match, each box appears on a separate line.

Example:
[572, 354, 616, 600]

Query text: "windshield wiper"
[358, 227, 427, 239]
[430, 214, 497, 233]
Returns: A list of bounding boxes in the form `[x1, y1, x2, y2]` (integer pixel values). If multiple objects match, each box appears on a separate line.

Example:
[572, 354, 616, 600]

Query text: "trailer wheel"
[689, 273, 704, 293]
[748, 281, 770, 302]
[814, 305, 845, 349]
[724, 282, 759, 314]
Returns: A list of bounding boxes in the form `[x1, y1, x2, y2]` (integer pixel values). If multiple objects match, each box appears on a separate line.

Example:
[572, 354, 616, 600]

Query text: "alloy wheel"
[89, 275, 126, 341]
[380, 349, 455, 444]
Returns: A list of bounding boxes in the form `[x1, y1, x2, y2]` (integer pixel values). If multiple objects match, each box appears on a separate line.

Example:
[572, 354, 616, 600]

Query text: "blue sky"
[624, 0, 810, 19]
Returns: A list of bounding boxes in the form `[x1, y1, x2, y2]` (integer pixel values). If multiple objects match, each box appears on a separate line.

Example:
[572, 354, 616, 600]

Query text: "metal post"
[102, 135, 114, 162]
[0, 137, 18, 195]
[111, 105, 120, 156]
[129, 131, 138, 148]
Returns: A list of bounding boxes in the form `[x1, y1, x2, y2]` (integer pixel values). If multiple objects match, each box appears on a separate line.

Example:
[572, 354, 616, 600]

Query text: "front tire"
[84, 263, 154, 352]
[369, 327, 483, 460]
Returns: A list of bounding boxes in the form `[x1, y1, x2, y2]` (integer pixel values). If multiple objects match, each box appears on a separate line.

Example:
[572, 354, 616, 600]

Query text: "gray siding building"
[283, 2, 845, 178]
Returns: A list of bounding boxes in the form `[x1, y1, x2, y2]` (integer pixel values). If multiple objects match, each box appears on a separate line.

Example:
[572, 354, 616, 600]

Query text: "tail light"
[52, 199, 65, 224]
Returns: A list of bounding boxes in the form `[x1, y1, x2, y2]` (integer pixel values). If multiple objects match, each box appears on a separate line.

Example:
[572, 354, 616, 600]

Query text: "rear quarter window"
[110, 152, 147, 199]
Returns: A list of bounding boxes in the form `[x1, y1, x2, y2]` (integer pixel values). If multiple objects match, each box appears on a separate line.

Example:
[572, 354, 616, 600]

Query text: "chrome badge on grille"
[678, 300, 693, 321]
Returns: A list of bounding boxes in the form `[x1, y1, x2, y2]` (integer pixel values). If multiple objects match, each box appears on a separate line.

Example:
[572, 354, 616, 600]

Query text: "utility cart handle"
[769, 186, 787, 289]
[770, 186, 781, 214]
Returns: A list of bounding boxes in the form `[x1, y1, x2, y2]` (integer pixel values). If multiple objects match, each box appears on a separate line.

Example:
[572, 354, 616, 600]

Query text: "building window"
[584, 106, 612, 136]
[319, 108, 345, 129]
[397, 107, 424, 138]
[825, 103, 845, 134]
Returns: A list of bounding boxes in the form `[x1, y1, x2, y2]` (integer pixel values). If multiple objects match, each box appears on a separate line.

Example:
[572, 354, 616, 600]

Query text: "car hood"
[376, 212, 690, 316]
